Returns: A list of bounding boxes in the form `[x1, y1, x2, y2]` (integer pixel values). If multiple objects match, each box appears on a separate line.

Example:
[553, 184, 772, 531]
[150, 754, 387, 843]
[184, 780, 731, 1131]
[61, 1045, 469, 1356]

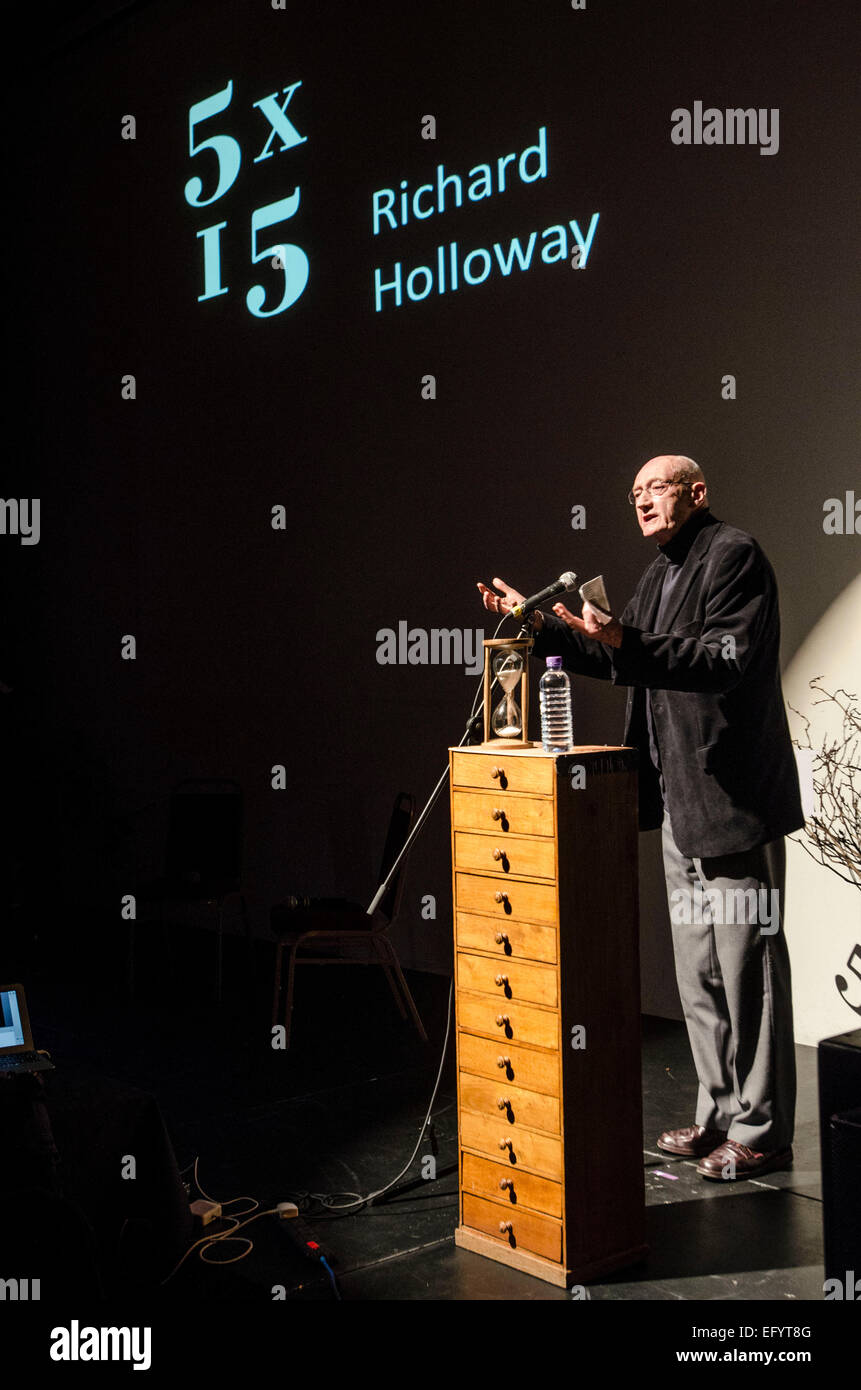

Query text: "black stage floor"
[14, 928, 825, 1303]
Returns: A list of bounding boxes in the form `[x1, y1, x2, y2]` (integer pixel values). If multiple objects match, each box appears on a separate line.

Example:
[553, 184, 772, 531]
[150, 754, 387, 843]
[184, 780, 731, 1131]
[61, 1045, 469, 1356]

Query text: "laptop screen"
[0, 987, 27, 1051]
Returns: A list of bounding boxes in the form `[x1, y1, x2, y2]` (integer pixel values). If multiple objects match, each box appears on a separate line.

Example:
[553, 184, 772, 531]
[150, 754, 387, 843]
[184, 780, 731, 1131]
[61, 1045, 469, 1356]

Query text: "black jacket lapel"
[650, 516, 723, 634]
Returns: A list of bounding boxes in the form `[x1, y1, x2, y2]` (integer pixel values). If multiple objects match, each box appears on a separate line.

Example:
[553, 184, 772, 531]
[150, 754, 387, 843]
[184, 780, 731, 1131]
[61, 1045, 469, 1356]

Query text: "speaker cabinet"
[818, 1028, 861, 1283]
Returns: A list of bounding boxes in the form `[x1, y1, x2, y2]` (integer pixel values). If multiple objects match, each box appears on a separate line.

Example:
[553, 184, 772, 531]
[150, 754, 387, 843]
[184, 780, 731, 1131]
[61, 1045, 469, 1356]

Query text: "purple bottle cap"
[546, 656, 563, 669]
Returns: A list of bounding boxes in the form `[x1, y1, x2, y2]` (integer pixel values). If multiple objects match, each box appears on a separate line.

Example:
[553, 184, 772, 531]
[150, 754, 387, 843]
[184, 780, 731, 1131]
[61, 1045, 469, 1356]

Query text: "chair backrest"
[375, 792, 415, 926]
[164, 779, 242, 892]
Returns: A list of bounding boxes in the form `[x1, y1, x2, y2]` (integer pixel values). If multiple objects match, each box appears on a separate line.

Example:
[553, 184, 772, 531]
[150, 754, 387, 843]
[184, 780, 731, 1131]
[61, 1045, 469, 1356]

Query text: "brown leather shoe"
[696, 1140, 793, 1180]
[657, 1124, 728, 1157]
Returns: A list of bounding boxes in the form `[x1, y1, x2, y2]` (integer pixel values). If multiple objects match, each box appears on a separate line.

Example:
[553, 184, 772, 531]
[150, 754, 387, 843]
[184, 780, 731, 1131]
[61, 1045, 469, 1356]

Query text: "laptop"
[0, 983, 55, 1073]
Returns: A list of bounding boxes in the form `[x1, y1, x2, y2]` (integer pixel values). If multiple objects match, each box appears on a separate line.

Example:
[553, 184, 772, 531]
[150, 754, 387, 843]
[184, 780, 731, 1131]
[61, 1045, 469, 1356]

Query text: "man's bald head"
[650, 455, 706, 488]
[630, 455, 709, 545]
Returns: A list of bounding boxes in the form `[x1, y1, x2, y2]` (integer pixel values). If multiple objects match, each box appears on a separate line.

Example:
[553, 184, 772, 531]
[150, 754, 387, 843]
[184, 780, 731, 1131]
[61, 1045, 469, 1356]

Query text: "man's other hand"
[553, 599, 623, 647]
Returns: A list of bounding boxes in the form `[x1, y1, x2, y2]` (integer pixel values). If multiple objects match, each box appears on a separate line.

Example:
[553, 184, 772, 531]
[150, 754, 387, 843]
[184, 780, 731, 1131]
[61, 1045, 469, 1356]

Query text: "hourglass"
[481, 638, 533, 747]
[492, 648, 524, 737]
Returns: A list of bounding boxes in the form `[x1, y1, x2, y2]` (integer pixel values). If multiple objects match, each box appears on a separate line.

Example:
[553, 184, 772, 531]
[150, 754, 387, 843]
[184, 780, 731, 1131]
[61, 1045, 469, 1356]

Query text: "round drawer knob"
[498, 1138, 513, 1152]
[499, 1178, 514, 1191]
[491, 766, 502, 780]
[499, 1220, 513, 1234]
[494, 931, 508, 945]
[491, 807, 505, 821]
[497, 1055, 511, 1069]
[494, 891, 508, 905]
[492, 847, 504, 861]
[497, 1097, 510, 1110]
[495, 974, 509, 988]
[495, 1014, 510, 1028]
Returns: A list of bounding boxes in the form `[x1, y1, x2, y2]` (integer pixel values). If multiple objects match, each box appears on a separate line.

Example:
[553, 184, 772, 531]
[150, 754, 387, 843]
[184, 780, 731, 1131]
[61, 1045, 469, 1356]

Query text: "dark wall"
[7, 0, 859, 979]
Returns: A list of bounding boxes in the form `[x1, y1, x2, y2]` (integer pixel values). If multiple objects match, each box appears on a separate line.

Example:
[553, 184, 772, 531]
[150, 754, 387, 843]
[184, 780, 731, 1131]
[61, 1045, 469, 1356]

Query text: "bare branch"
[791, 681, 861, 894]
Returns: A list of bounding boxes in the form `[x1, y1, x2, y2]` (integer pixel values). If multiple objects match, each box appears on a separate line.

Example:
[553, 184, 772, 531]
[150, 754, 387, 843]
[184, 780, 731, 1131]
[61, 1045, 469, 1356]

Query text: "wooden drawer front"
[451, 789, 554, 838]
[455, 911, 557, 966]
[456, 873, 557, 927]
[459, 1071, 560, 1134]
[457, 989, 559, 1049]
[459, 1031, 559, 1096]
[457, 952, 558, 1008]
[462, 1152, 563, 1219]
[451, 751, 554, 796]
[460, 1109, 562, 1179]
[454, 830, 556, 881]
[462, 1193, 562, 1264]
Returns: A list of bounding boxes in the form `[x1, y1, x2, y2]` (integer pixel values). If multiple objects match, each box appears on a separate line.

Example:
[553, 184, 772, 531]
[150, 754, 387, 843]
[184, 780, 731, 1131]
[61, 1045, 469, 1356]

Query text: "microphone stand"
[365, 619, 533, 916]
[363, 615, 534, 1209]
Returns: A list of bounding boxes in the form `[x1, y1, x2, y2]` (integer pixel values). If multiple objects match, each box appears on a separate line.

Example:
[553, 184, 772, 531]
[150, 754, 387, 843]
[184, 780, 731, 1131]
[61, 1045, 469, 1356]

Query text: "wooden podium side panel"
[556, 759, 646, 1273]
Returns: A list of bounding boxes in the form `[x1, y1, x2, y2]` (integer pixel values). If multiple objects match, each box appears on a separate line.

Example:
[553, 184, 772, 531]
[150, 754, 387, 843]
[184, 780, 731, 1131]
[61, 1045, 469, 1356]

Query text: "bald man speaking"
[478, 456, 804, 1181]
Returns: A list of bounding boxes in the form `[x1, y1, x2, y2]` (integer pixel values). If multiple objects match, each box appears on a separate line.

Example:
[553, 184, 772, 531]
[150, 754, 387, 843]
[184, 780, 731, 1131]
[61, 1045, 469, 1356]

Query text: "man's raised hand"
[477, 578, 545, 630]
[477, 577, 524, 615]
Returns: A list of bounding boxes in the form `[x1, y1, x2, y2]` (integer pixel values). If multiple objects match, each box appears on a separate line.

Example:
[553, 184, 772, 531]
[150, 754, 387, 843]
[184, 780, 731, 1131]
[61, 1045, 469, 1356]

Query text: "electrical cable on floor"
[161, 1158, 342, 1296]
[320, 1256, 341, 1299]
[159, 1204, 282, 1284]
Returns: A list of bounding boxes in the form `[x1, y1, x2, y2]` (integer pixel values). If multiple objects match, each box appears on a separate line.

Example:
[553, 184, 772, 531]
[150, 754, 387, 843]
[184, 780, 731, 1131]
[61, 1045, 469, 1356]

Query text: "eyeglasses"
[627, 479, 690, 506]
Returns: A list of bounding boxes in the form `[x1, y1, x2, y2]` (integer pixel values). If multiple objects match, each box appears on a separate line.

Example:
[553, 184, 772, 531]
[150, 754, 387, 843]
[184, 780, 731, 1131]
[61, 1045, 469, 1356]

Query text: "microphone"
[510, 571, 578, 618]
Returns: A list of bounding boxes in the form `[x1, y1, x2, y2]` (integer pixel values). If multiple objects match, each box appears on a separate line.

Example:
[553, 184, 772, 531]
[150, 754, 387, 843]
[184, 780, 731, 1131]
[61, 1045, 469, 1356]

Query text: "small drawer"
[454, 830, 556, 881]
[451, 789, 554, 838]
[457, 988, 559, 1049]
[456, 872, 558, 927]
[459, 1070, 560, 1134]
[462, 1151, 563, 1219]
[460, 1109, 563, 1180]
[451, 751, 554, 796]
[462, 1193, 562, 1264]
[457, 951, 558, 1008]
[455, 911, 558, 966]
[458, 1031, 559, 1097]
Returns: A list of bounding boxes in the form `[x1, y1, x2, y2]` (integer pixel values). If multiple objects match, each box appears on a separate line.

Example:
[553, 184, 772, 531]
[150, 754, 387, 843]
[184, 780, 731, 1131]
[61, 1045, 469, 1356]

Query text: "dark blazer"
[532, 508, 805, 857]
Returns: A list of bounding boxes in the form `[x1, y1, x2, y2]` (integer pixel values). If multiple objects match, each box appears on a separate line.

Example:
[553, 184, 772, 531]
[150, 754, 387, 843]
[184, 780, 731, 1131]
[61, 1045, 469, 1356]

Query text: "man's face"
[630, 456, 699, 544]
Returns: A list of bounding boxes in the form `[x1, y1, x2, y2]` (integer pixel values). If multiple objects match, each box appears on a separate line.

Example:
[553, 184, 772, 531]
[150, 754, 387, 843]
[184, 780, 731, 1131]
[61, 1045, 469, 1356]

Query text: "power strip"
[272, 1210, 333, 1265]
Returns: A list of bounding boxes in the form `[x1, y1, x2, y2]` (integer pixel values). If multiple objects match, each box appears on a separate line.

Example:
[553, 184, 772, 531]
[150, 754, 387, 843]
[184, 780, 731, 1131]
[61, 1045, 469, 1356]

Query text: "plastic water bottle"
[539, 656, 573, 753]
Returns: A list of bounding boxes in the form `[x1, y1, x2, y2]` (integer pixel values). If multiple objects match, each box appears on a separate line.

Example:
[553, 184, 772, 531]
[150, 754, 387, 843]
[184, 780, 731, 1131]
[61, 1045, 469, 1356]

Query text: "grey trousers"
[661, 805, 796, 1152]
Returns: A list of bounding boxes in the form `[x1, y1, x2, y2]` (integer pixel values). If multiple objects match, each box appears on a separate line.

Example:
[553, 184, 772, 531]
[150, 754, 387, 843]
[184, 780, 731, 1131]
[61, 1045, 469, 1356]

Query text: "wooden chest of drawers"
[450, 744, 647, 1288]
